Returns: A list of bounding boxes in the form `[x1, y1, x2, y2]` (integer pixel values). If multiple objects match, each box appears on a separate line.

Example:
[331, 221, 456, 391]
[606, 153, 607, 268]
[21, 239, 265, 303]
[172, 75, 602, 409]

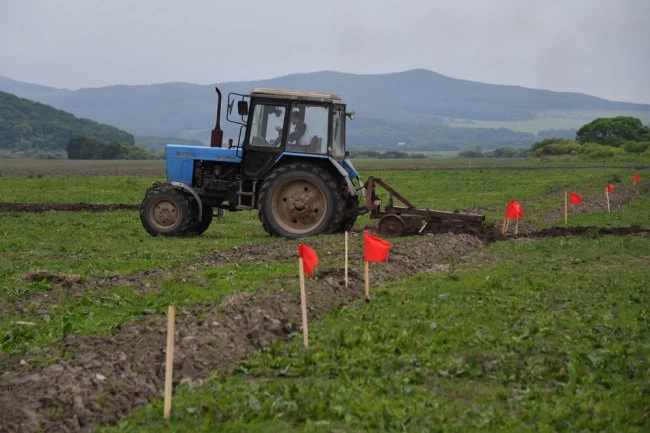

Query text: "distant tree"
[491, 146, 530, 158]
[576, 116, 649, 147]
[124, 145, 150, 160]
[578, 142, 626, 159]
[66, 136, 147, 160]
[459, 146, 484, 158]
[66, 137, 84, 159]
[622, 140, 650, 155]
[530, 138, 580, 157]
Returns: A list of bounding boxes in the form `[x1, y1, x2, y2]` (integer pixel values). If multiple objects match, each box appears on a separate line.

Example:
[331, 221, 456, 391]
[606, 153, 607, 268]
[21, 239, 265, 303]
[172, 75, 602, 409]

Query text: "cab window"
[248, 104, 286, 147]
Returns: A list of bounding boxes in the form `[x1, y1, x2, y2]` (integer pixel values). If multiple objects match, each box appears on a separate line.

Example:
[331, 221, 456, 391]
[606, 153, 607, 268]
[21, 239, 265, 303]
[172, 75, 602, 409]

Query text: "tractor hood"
[166, 144, 241, 184]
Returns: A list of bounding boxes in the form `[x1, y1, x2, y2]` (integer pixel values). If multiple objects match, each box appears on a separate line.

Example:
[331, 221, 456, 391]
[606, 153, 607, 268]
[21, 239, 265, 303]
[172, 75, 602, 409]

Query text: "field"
[0, 159, 649, 433]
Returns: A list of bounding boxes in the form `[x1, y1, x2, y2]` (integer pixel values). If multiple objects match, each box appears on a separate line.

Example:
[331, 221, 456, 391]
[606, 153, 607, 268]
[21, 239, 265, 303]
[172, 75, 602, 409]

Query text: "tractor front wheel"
[140, 184, 193, 236]
[187, 205, 213, 235]
[258, 163, 345, 238]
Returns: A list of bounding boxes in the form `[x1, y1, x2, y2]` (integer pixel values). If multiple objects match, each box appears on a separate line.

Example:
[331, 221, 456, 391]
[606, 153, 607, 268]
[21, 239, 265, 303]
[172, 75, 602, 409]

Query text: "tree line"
[66, 137, 153, 160]
[459, 116, 650, 160]
[0, 90, 135, 158]
[530, 116, 650, 159]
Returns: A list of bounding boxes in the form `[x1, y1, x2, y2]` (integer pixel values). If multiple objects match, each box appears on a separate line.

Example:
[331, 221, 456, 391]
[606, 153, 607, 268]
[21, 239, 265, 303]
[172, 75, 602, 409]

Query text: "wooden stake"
[364, 260, 370, 302]
[514, 217, 519, 235]
[164, 305, 175, 420]
[606, 189, 610, 213]
[298, 257, 309, 349]
[501, 217, 507, 233]
[564, 191, 568, 225]
[344, 231, 349, 289]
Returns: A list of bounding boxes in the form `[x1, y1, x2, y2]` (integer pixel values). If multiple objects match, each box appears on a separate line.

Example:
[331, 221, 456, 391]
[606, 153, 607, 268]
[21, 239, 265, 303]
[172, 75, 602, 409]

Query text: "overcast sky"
[1, 0, 648, 103]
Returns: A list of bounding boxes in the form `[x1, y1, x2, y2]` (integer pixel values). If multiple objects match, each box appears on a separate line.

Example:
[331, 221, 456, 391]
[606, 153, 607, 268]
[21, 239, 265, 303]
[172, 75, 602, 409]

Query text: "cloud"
[0, 0, 648, 103]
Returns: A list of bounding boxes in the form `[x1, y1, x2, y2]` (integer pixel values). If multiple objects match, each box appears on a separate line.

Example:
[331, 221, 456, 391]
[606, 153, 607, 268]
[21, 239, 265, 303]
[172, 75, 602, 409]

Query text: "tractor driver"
[287, 111, 311, 147]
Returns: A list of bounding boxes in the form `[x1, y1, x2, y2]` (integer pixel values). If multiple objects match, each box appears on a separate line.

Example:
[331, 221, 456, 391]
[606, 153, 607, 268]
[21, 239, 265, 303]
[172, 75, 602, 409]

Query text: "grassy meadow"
[0, 159, 649, 432]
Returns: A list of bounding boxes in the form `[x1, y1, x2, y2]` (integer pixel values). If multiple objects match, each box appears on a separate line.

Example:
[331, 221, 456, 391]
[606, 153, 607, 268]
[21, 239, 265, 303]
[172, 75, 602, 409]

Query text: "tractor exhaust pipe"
[210, 87, 223, 147]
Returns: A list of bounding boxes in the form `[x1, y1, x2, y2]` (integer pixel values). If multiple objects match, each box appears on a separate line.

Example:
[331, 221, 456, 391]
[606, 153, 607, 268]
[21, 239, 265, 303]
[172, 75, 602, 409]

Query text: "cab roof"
[251, 88, 344, 104]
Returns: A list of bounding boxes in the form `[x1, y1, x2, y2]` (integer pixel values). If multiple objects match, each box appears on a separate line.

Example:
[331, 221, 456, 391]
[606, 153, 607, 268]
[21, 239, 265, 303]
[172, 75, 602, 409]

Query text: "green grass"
[0, 159, 165, 173]
[0, 175, 156, 203]
[0, 165, 647, 360]
[1, 160, 649, 431]
[0, 209, 275, 359]
[102, 234, 650, 433]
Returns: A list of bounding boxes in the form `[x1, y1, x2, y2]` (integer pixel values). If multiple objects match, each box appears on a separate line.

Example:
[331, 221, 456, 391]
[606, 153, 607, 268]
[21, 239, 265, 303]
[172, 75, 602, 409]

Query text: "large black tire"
[258, 163, 345, 238]
[140, 184, 193, 236]
[187, 204, 213, 235]
[338, 195, 359, 232]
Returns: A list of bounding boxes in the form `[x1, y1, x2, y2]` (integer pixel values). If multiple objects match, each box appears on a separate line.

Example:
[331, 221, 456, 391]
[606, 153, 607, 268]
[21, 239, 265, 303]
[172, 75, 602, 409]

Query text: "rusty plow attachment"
[363, 176, 485, 236]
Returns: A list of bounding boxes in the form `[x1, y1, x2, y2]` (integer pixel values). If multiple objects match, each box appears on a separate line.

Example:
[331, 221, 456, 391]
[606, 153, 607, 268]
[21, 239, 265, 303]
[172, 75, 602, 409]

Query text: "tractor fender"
[170, 182, 203, 222]
[328, 157, 357, 196]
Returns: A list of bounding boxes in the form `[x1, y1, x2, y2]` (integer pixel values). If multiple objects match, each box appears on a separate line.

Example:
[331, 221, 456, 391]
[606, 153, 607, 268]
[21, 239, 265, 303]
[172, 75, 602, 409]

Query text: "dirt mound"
[0, 231, 486, 433]
[527, 225, 649, 238]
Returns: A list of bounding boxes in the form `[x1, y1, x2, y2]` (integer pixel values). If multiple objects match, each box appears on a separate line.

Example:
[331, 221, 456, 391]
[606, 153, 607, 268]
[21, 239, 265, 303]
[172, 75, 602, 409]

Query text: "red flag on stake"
[297, 244, 318, 348]
[363, 231, 392, 302]
[363, 231, 392, 263]
[298, 244, 318, 276]
[605, 184, 614, 213]
[569, 192, 582, 204]
[633, 174, 641, 196]
[505, 200, 523, 220]
[503, 200, 524, 235]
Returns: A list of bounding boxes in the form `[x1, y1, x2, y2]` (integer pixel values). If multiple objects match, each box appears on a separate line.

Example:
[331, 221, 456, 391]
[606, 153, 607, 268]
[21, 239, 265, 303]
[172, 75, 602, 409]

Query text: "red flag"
[569, 192, 582, 204]
[633, 174, 641, 183]
[607, 183, 614, 193]
[363, 231, 392, 262]
[505, 200, 523, 220]
[298, 244, 318, 276]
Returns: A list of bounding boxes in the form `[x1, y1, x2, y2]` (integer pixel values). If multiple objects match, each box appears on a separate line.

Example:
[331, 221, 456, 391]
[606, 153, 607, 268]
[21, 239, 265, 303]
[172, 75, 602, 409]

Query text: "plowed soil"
[0, 182, 648, 433]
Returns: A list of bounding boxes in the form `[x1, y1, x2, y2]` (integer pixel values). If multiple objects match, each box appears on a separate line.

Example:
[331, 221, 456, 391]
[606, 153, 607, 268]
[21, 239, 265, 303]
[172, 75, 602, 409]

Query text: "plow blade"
[364, 176, 485, 236]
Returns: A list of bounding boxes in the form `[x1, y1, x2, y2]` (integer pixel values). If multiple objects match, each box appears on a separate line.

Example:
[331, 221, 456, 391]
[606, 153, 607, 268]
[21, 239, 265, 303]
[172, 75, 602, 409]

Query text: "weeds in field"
[0, 165, 649, 432]
[101, 235, 650, 432]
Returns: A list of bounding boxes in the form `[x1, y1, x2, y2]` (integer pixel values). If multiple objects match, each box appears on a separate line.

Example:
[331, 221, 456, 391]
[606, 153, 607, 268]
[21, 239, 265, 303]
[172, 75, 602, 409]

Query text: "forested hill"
[1, 70, 649, 151]
[0, 91, 134, 157]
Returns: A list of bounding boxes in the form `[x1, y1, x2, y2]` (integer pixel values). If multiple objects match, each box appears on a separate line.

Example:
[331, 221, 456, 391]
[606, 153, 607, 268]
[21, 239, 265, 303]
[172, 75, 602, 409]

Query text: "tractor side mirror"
[346, 110, 355, 120]
[237, 101, 249, 116]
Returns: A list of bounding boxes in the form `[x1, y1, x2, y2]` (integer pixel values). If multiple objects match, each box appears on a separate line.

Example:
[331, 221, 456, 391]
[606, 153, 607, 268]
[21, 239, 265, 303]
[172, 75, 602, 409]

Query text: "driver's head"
[290, 111, 301, 125]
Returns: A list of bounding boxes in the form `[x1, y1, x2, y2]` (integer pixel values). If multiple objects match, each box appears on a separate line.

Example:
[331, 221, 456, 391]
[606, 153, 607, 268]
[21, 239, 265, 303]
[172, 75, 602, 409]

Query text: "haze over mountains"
[1, 69, 649, 152]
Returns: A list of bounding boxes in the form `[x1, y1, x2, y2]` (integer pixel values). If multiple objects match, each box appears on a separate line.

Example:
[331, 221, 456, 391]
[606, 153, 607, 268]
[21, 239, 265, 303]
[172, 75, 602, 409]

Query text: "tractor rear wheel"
[140, 184, 193, 236]
[258, 163, 345, 238]
[337, 195, 359, 232]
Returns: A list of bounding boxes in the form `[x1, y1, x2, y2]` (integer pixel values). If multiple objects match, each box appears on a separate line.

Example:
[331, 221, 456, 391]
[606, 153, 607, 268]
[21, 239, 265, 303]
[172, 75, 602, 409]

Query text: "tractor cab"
[223, 88, 354, 180]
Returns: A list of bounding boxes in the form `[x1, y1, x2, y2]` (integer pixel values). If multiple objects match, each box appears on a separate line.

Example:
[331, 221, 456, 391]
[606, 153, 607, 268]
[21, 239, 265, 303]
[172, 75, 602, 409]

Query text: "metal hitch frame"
[364, 176, 485, 236]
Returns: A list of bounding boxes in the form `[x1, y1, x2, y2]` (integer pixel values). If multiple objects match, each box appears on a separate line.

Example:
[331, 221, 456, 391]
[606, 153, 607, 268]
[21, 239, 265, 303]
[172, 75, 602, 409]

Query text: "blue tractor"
[140, 87, 363, 239]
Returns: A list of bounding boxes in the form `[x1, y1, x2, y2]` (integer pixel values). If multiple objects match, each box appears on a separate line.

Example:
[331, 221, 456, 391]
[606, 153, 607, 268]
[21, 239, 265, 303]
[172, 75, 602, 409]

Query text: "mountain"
[1, 70, 649, 151]
[0, 90, 134, 157]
